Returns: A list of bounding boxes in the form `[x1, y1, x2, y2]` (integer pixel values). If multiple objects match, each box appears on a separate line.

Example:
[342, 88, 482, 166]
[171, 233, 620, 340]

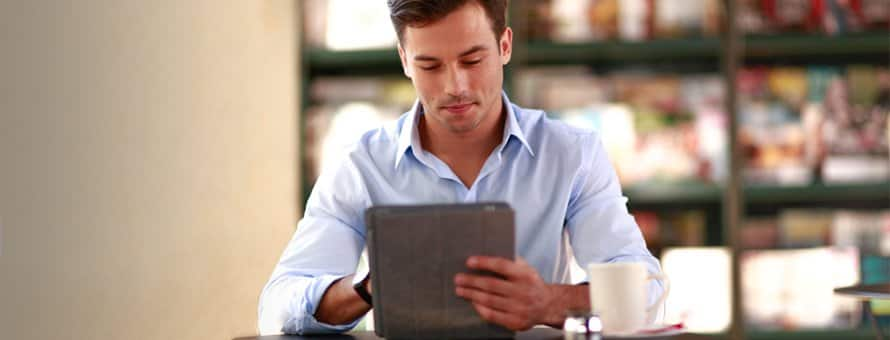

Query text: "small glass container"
[562, 310, 603, 340]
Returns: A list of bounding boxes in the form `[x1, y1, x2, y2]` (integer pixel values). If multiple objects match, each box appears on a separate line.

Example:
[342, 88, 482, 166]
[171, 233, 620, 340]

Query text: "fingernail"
[467, 257, 477, 266]
[454, 274, 465, 284]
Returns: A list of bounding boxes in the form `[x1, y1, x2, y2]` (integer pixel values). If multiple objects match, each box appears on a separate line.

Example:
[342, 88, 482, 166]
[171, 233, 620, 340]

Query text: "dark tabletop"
[234, 328, 719, 340]
[834, 283, 890, 300]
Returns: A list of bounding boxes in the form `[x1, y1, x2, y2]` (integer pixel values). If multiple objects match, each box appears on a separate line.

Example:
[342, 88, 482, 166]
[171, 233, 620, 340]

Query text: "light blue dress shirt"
[258, 93, 664, 335]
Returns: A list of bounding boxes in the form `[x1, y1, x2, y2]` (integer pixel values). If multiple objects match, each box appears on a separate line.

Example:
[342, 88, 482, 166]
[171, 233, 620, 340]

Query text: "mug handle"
[645, 273, 671, 320]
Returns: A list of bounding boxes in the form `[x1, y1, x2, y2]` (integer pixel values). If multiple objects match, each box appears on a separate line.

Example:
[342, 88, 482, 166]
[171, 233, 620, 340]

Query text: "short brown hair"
[387, 0, 507, 45]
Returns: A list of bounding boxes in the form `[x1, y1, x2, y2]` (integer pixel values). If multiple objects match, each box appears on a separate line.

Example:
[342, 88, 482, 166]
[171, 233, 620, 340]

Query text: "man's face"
[398, 2, 512, 134]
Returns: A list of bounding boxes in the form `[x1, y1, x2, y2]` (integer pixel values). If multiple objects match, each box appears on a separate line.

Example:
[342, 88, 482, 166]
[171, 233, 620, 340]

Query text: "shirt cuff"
[286, 274, 363, 335]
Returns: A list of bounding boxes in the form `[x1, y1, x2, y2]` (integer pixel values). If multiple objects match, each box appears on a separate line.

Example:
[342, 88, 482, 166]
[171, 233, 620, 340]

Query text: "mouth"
[442, 102, 474, 114]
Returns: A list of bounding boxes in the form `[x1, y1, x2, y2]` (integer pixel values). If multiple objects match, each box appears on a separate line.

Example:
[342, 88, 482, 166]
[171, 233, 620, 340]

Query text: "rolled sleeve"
[258, 151, 369, 335]
[258, 220, 366, 334]
[286, 274, 362, 335]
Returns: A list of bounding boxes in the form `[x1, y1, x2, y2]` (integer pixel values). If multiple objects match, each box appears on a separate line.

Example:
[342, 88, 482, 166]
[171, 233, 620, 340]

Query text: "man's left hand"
[454, 256, 559, 331]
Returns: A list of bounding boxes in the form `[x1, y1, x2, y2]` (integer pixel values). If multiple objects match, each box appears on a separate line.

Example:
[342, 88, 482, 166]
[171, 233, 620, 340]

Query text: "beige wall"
[0, 1, 299, 339]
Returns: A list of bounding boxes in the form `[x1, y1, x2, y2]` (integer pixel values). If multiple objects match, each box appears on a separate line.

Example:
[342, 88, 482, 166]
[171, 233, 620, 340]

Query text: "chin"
[447, 119, 484, 133]
[448, 125, 475, 133]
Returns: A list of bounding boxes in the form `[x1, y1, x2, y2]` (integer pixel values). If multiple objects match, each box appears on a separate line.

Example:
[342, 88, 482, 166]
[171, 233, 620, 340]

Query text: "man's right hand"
[314, 274, 373, 325]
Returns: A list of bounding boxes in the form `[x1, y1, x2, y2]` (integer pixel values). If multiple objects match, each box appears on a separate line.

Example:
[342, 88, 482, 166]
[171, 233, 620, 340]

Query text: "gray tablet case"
[365, 203, 516, 339]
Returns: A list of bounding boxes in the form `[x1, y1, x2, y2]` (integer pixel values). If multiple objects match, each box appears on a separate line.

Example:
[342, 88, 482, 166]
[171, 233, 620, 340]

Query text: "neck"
[419, 102, 506, 159]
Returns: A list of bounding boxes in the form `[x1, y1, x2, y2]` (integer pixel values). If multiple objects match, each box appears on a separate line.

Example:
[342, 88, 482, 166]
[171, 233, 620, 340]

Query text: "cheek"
[475, 64, 502, 92]
[412, 74, 441, 97]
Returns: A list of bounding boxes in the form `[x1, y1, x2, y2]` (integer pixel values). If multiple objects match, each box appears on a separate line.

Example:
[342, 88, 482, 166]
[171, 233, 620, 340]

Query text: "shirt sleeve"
[257, 154, 369, 335]
[564, 132, 666, 324]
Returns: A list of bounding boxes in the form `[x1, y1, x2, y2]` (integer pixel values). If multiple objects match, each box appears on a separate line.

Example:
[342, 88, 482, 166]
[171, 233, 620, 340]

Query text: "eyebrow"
[413, 45, 489, 62]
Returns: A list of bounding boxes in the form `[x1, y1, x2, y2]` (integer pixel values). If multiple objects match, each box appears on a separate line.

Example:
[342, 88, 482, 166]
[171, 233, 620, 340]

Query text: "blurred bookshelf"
[298, 0, 889, 338]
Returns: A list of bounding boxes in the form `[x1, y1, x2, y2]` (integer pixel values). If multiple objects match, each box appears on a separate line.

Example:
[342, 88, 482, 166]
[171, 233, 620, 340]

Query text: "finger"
[516, 256, 529, 266]
[466, 256, 527, 280]
[455, 286, 518, 312]
[454, 273, 517, 296]
[471, 302, 529, 331]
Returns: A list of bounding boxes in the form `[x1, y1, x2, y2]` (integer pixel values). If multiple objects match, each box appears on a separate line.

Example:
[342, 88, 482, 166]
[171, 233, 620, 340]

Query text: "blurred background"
[1, 0, 887, 339]
[301, 0, 889, 339]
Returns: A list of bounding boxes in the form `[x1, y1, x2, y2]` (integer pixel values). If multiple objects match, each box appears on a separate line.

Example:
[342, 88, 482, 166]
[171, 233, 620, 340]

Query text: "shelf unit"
[298, 2, 889, 339]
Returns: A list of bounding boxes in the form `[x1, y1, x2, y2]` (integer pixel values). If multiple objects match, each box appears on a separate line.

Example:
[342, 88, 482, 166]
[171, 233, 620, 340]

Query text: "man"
[258, 0, 664, 335]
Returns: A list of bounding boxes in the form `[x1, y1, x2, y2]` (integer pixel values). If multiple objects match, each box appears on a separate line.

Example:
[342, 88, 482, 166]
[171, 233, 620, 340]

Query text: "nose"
[444, 65, 469, 98]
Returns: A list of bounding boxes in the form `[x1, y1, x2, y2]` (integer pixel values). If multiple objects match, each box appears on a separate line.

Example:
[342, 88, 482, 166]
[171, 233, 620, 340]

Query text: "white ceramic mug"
[586, 262, 670, 335]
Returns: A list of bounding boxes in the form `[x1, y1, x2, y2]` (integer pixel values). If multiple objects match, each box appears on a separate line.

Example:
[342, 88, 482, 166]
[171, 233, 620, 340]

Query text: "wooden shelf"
[525, 37, 721, 64]
[303, 32, 889, 71]
[624, 181, 889, 207]
[746, 182, 890, 204]
[744, 32, 890, 58]
[625, 182, 722, 206]
[304, 47, 400, 73]
[684, 329, 877, 340]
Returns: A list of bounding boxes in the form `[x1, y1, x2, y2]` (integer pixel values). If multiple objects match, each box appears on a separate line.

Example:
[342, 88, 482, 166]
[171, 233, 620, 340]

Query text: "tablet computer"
[365, 202, 516, 339]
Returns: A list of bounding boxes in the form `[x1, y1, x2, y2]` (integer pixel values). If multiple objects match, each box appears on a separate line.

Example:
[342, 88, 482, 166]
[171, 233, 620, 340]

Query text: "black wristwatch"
[352, 273, 373, 306]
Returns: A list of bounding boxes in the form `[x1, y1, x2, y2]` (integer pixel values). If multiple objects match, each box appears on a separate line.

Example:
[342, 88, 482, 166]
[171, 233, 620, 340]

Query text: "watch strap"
[353, 274, 373, 306]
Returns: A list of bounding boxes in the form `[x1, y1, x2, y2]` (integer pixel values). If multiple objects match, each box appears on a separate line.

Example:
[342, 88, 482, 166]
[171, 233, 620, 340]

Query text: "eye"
[419, 64, 440, 71]
[462, 59, 482, 66]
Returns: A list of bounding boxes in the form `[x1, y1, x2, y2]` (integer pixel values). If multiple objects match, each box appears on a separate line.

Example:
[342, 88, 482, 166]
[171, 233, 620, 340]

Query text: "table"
[834, 283, 890, 340]
[234, 327, 716, 340]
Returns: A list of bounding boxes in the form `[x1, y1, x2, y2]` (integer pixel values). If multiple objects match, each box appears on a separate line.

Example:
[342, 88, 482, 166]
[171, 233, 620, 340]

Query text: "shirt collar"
[499, 93, 535, 157]
[394, 92, 535, 169]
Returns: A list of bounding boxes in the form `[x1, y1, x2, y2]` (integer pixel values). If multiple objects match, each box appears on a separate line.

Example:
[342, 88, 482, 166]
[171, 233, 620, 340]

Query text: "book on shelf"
[820, 66, 890, 184]
[516, 67, 726, 186]
[778, 209, 834, 248]
[861, 255, 890, 316]
[516, 64, 888, 187]
[832, 210, 890, 256]
[741, 217, 780, 249]
[741, 246, 861, 330]
[743, 209, 890, 252]
[302, 0, 396, 50]
[742, 0, 889, 35]
[545, 0, 670, 42]
[661, 247, 732, 333]
[632, 210, 705, 257]
[304, 77, 413, 184]
[740, 65, 890, 185]
[525, 0, 888, 43]
[305, 103, 400, 183]
[759, 0, 824, 33]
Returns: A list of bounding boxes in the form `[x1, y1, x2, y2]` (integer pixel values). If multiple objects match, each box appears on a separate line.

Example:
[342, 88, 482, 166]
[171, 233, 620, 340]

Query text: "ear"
[397, 43, 412, 79]
[499, 27, 513, 65]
